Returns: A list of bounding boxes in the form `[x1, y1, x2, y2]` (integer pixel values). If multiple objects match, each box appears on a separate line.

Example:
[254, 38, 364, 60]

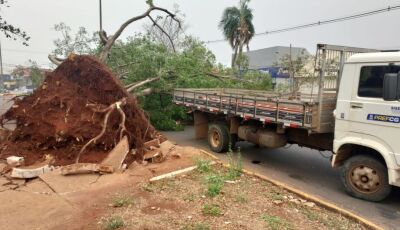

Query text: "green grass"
[301, 208, 320, 221]
[207, 183, 222, 197]
[270, 192, 284, 201]
[104, 216, 124, 230]
[202, 204, 222, 216]
[234, 193, 248, 203]
[225, 147, 243, 180]
[300, 208, 355, 230]
[142, 183, 156, 192]
[112, 194, 134, 208]
[192, 222, 210, 230]
[195, 158, 212, 173]
[181, 222, 211, 230]
[205, 173, 224, 197]
[195, 150, 243, 198]
[260, 214, 292, 230]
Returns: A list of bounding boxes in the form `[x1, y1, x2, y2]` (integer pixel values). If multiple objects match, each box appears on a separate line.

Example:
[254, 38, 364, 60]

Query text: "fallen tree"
[0, 55, 155, 166]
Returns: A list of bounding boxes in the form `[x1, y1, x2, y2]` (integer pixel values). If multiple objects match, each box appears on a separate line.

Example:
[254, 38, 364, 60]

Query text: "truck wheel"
[208, 123, 230, 153]
[340, 155, 391, 202]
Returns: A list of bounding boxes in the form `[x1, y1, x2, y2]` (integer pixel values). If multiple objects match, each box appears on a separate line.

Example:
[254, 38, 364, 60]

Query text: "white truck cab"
[333, 52, 400, 201]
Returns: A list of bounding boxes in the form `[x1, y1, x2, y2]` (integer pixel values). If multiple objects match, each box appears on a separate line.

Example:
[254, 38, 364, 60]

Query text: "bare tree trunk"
[237, 41, 244, 76]
[231, 43, 239, 68]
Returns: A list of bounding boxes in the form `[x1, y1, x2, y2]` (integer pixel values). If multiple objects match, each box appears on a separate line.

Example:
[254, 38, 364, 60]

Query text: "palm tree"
[219, 0, 255, 69]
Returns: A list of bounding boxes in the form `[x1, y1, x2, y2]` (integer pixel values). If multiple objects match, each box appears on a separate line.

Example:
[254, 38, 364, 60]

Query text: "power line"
[3, 48, 48, 55]
[206, 4, 400, 44]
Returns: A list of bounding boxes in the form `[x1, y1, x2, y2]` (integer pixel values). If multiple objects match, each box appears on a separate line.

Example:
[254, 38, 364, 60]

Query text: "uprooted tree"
[1, 55, 156, 166]
[1, 1, 184, 165]
[48, 0, 181, 94]
[45, 1, 273, 132]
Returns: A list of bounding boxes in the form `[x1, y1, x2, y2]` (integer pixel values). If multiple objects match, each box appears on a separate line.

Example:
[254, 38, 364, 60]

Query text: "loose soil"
[0, 55, 155, 166]
[0, 145, 204, 230]
[0, 146, 370, 230]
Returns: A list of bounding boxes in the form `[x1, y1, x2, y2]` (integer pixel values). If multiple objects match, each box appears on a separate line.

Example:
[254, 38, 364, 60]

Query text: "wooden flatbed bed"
[173, 88, 336, 133]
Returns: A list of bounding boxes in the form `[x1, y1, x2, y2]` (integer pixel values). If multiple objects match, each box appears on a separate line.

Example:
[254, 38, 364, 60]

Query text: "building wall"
[245, 46, 310, 70]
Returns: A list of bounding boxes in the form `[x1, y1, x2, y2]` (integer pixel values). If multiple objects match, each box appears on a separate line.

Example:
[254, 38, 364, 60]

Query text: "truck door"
[348, 64, 400, 165]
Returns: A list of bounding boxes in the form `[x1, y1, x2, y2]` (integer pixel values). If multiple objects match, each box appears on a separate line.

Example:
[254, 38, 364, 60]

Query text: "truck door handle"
[350, 103, 363, 109]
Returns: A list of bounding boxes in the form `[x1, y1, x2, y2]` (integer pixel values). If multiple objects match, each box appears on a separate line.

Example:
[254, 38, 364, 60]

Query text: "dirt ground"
[0, 145, 202, 230]
[0, 145, 367, 230]
[89, 164, 367, 230]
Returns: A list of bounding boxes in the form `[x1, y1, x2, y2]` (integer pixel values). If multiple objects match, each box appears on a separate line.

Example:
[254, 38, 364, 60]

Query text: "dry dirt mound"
[0, 55, 155, 166]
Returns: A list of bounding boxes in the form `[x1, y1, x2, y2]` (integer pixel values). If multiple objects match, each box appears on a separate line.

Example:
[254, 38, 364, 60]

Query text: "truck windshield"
[358, 65, 400, 98]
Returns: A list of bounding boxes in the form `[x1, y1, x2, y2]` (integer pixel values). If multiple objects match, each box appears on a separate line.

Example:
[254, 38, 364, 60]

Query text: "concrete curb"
[200, 149, 383, 230]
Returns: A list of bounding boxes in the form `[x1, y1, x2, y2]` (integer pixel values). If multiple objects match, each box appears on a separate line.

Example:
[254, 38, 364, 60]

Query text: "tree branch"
[98, 5, 180, 63]
[203, 72, 248, 82]
[99, 30, 108, 45]
[148, 15, 176, 52]
[48, 54, 65, 66]
[114, 61, 139, 69]
[126, 76, 161, 93]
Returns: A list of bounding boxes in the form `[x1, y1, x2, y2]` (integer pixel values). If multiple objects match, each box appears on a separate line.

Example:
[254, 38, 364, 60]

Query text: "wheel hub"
[349, 165, 381, 194]
[210, 130, 220, 148]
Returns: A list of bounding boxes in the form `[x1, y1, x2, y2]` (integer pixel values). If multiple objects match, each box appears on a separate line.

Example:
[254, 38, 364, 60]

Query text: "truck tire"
[340, 155, 392, 202]
[208, 123, 230, 153]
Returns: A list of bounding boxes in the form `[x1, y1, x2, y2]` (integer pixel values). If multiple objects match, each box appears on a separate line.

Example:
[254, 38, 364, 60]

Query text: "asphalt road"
[163, 126, 400, 230]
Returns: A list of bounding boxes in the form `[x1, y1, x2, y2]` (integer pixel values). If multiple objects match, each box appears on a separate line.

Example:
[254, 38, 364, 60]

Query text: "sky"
[1, 0, 400, 73]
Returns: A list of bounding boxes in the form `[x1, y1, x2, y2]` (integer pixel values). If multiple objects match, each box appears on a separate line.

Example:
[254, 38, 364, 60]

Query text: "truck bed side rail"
[173, 88, 315, 129]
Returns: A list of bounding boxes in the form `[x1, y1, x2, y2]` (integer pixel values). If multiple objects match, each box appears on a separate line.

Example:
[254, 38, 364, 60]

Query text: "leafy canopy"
[219, 0, 254, 48]
[52, 23, 98, 57]
[0, 1, 30, 45]
[219, 0, 255, 68]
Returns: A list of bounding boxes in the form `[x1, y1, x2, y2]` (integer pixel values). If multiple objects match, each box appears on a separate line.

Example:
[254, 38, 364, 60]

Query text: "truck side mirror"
[383, 73, 399, 101]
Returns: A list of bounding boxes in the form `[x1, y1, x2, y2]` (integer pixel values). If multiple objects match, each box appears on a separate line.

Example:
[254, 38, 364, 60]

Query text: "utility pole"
[289, 44, 294, 95]
[0, 38, 3, 91]
[99, 0, 103, 31]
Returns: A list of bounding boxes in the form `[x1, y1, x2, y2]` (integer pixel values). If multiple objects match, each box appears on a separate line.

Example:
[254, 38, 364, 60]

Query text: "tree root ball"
[0, 55, 155, 166]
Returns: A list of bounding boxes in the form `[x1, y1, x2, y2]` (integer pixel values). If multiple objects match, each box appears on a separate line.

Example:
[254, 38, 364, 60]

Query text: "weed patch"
[202, 204, 222, 216]
[260, 214, 292, 230]
[142, 183, 156, 192]
[195, 158, 212, 173]
[112, 194, 134, 208]
[104, 216, 124, 230]
[226, 147, 242, 180]
[181, 222, 211, 230]
[234, 193, 248, 203]
[270, 192, 284, 201]
[205, 173, 224, 197]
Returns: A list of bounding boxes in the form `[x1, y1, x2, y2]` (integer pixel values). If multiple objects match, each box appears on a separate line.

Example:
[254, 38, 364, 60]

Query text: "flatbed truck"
[173, 44, 400, 201]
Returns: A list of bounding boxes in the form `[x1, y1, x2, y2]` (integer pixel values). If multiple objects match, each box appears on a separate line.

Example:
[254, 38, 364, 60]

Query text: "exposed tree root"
[75, 98, 128, 163]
